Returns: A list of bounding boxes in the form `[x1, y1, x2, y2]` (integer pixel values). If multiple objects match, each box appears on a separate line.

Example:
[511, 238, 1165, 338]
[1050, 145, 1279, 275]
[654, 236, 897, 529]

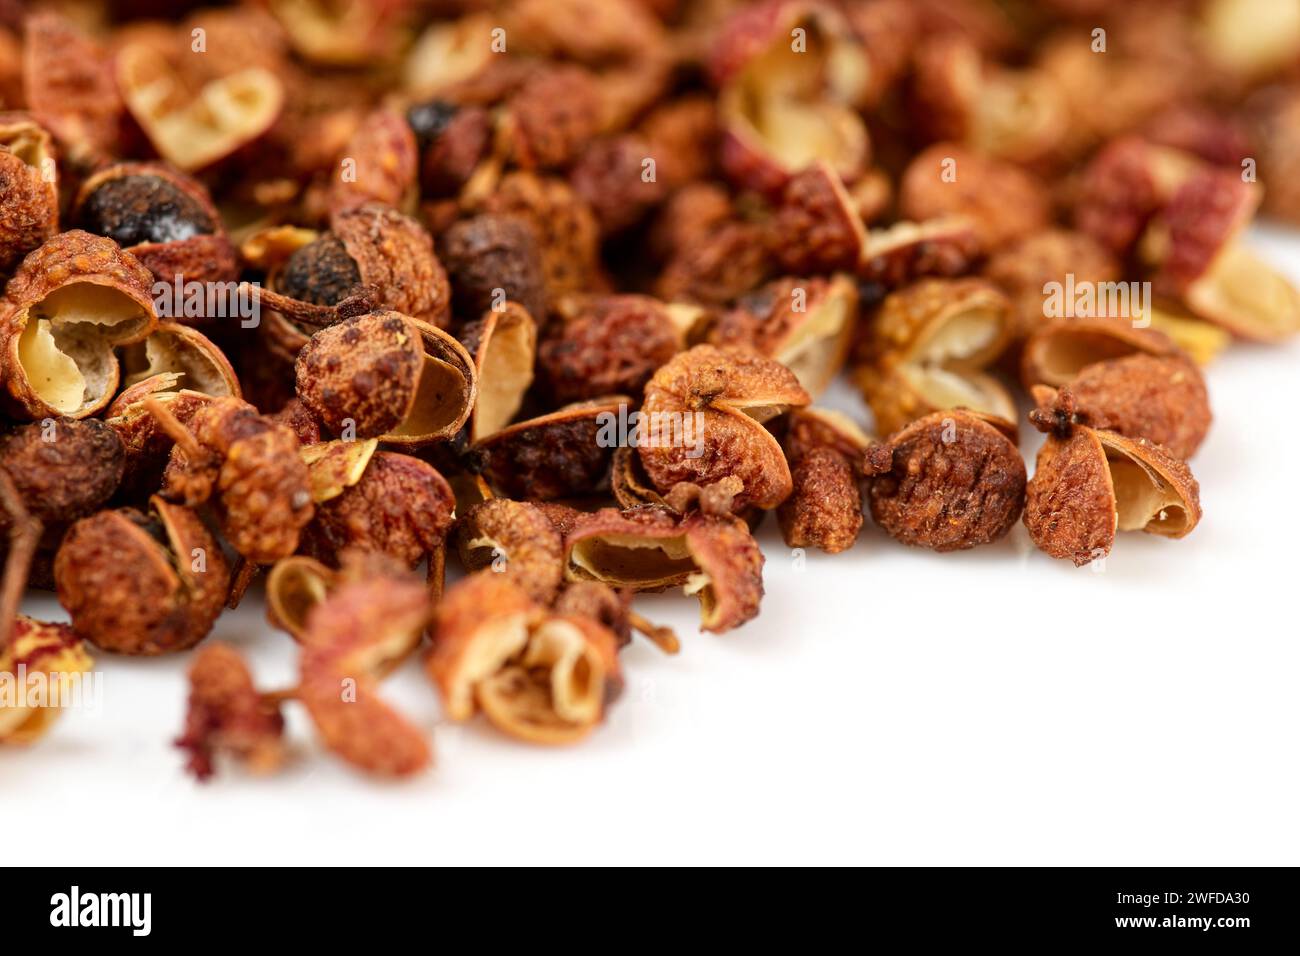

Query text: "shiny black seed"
[80, 175, 214, 247]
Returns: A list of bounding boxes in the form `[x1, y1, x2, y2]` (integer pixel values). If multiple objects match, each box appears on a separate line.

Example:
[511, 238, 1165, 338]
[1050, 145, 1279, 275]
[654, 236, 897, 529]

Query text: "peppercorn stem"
[0, 470, 42, 652]
[142, 395, 204, 460]
[628, 611, 680, 655]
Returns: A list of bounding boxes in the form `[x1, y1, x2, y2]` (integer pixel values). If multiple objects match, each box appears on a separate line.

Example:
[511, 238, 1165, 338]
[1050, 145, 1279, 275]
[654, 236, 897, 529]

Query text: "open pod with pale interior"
[428, 573, 623, 746]
[853, 277, 1015, 437]
[243, 205, 451, 361]
[0, 617, 92, 745]
[120, 322, 240, 402]
[471, 396, 630, 500]
[298, 565, 432, 776]
[712, 274, 858, 399]
[638, 344, 811, 511]
[53, 496, 231, 655]
[0, 112, 58, 275]
[910, 32, 1067, 167]
[1142, 170, 1300, 341]
[266, 554, 337, 642]
[403, 12, 497, 98]
[1024, 408, 1202, 567]
[459, 302, 537, 442]
[0, 230, 158, 419]
[564, 507, 764, 634]
[115, 39, 283, 171]
[1020, 315, 1182, 390]
[295, 310, 476, 446]
[267, 0, 411, 67]
[73, 162, 238, 289]
[1144, 307, 1232, 366]
[711, 0, 870, 196]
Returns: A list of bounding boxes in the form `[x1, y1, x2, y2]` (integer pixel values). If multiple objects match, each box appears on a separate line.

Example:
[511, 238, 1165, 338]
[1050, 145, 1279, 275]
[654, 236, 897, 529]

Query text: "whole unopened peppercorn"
[439, 214, 547, 321]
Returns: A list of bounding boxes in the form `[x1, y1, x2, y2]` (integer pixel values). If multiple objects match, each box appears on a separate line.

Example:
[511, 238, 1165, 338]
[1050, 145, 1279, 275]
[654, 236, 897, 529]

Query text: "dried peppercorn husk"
[910, 32, 1068, 168]
[20, 11, 122, 162]
[638, 344, 811, 511]
[403, 12, 500, 99]
[300, 437, 378, 504]
[0, 616, 92, 745]
[777, 407, 872, 554]
[265, 554, 336, 642]
[294, 309, 477, 446]
[54, 496, 230, 655]
[479, 171, 605, 301]
[540, 293, 700, 406]
[0, 230, 158, 419]
[1145, 308, 1231, 366]
[983, 228, 1121, 340]
[268, 0, 413, 68]
[1024, 397, 1202, 566]
[655, 217, 774, 306]
[710, 0, 870, 196]
[1020, 315, 1182, 390]
[438, 213, 548, 324]
[1070, 136, 1201, 258]
[456, 498, 565, 604]
[115, 33, 284, 172]
[299, 451, 455, 571]
[74, 163, 238, 291]
[857, 218, 983, 288]
[298, 565, 432, 776]
[159, 396, 314, 564]
[459, 302, 537, 442]
[0, 112, 58, 275]
[327, 107, 419, 215]
[428, 572, 623, 745]
[1032, 353, 1211, 460]
[472, 396, 630, 501]
[247, 203, 451, 359]
[1141, 170, 1300, 341]
[176, 642, 285, 780]
[713, 274, 858, 399]
[120, 321, 240, 401]
[768, 161, 868, 274]
[106, 388, 215, 502]
[1244, 84, 1300, 225]
[564, 507, 764, 633]
[853, 277, 1015, 436]
[899, 143, 1051, 250]
[863, 410, 1026, 552]
[0, 417, 125, 526]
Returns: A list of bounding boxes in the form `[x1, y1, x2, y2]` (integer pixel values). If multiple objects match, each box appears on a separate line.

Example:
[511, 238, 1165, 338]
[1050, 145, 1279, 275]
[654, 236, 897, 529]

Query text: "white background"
[6, 228, 1300, 866]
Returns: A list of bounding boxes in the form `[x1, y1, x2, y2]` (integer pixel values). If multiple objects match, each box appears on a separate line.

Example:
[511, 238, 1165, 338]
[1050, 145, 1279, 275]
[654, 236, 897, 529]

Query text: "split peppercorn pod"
[1024, 390, 1202, 566]
[863, 410, 1027, 552]
[1030, 354, 1212, 460]
[0, 230, 158, 419]
[0, 113, 59, 275]
[777, 408, 873, 555]
[564, 506, 765, 634]
[428, 572, 623, 746]
[298, 561, 433, 776]
[456, 498, 565, 604]
[638, 344, 811, 512]
[54, 496, 230, 655]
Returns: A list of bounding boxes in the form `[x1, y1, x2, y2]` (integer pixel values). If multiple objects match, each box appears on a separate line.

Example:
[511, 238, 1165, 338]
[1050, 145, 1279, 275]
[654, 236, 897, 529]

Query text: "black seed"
[406, 100, 459, 150]
[80, 175, 215, 247]
[278, 234, 362, 307]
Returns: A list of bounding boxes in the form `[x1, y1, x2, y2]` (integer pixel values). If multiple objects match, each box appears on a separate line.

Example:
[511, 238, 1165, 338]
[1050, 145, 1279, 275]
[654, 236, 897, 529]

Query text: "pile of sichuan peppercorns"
[1, 0, 1297, 776]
